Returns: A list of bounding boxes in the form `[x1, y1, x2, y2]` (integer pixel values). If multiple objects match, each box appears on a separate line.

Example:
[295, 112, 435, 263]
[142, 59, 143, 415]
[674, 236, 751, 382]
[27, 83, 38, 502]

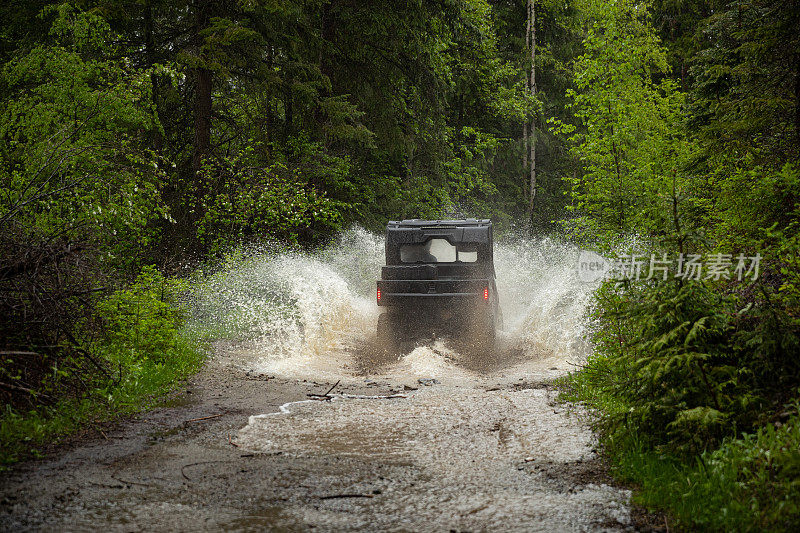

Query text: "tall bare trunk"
[144, 1, 161, 152]
[193, 68, 212, 172]
[527, 0, 537, 219]
[284, 81, 293, 141]
[192, 0, 212, 174]
[264, 45, 273, 152]
[522, 0, 530, 193]
[795, 52, 800, 154]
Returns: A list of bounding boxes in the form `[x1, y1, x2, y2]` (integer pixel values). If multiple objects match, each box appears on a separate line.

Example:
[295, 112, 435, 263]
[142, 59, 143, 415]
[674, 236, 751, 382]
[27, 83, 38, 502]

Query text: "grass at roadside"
[0, 267, 207, 469]
[0, 333, 205, 469]
[558, 368, 800, 531]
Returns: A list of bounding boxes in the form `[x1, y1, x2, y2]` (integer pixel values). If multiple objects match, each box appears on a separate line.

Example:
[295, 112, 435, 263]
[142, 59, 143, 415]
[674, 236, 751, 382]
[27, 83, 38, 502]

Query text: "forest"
[1, 0, 799, 529]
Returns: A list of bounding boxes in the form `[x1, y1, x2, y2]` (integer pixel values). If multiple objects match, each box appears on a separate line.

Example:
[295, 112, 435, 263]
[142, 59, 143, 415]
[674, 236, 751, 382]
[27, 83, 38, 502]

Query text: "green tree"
[552, 0, 698, 247]
[0, 4, 166, 263]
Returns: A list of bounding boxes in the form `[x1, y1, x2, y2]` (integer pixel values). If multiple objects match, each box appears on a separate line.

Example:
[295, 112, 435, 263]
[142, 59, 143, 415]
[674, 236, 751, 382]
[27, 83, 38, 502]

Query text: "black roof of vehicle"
[387, 219, 491, 228]
[385, 219, 493, 250]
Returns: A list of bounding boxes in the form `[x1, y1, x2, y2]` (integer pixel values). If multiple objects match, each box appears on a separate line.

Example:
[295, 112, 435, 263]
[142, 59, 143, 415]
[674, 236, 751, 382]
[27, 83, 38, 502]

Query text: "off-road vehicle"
[376, 219, 501, 352]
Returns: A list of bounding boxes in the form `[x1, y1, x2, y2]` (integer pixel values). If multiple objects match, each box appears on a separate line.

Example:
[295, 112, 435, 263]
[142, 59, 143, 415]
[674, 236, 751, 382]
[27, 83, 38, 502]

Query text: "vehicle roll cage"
[384, 219, 493, 265]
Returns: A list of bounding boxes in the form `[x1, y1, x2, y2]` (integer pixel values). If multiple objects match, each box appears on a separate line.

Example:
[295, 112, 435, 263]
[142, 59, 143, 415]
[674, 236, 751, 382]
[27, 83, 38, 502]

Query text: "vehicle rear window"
[400, 239, 478, 263]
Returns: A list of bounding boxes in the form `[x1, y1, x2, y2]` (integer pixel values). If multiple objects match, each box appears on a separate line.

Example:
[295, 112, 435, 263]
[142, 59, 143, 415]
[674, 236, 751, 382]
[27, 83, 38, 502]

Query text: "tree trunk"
[192, 0, 212, 174]
[284, 80, 293, 142]
[264, 45, 273, 153]
[795, 52, 800, 155]
[522, 0, 530, 189]
[193, 68, 212, 172]
[144, 1, 162, 152]
[527, 0, 537, 220]
[319, 1, 336, 83]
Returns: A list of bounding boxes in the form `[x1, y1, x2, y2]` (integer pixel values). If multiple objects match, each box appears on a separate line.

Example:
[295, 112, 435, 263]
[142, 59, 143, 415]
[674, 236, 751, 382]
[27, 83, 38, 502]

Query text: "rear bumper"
[376, 278, 491, 307]
[376, 291, 485, 307]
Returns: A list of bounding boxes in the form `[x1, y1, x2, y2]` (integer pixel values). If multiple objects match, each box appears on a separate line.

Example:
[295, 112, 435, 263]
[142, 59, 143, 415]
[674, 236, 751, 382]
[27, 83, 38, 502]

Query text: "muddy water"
[187, 228, 595, 366]
[0, 229, 632, 532]
[188, 228, 595, 383]
[188, 228, 632, 531]
[236, 387, 629, 531]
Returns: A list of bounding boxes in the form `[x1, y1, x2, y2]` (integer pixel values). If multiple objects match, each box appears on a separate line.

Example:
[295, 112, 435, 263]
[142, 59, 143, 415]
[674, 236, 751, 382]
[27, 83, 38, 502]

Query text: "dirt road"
[0, 337, 633, 532]
[1, 234, 637, 531]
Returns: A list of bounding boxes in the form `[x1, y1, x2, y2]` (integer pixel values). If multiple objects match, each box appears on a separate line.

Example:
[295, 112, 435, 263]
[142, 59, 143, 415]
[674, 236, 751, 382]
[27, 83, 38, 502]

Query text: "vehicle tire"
[377, 312, 399, 352]
[465, 312, 495, 356]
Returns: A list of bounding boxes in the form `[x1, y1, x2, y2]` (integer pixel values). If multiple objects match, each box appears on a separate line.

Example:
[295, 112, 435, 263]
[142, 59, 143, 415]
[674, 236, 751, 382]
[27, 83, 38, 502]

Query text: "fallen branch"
[319, 493, 374, 500]
[185, 413, 224, 423]
[307, 393, 335, 401]
[323, 379, 341, 396]
[339, 393, 407, 400]
[307, 379, 342, 401]
[306, 392, 407, 401]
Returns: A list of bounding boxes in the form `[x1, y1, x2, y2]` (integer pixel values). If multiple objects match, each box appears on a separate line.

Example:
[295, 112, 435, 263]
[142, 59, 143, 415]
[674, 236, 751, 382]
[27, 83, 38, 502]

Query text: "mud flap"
[376, 312, 401, 354]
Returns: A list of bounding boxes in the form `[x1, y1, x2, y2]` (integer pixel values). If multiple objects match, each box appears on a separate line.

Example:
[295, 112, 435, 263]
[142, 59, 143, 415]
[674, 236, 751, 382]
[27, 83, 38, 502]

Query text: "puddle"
[236, 387, 631, 531]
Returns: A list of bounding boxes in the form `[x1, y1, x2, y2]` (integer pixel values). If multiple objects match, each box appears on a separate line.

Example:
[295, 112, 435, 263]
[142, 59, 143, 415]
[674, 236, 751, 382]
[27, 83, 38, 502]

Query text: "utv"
[376, 219, 501, 352]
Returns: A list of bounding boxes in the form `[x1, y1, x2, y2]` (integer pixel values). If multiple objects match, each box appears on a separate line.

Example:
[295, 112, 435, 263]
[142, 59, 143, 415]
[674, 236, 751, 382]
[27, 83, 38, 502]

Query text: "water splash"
[495, 235, 595, 360]
[186, 227, 381, 356]
[186, 227, 598, 378]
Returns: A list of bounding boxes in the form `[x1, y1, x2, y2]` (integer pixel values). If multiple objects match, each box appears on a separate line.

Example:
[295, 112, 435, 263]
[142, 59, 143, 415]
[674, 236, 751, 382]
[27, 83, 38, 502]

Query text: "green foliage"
[194, 147, 345, 254]
[551, 0, 700, 246]
[668, 411, 800, 530]
[576, 266, 797, 437]
[555, 4, 800, 524]
[0, 335, 203, 468]
[687, 0, 800, 165]
[96, 265, 187, 366]
[1, 265, 205, 467]
[0, 3, 168, 264]
[581, 280, 746, 455]
[709, 161, 800, 251]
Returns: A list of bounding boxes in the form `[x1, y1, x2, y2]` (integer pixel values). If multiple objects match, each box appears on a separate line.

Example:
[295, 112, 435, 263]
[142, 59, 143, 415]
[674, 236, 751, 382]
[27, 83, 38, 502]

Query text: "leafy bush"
[195, 152, 345, 254]
[0, 266, 204, 467]
[96, 265, 187, 367]
[562, 261, 800, 527]
[581, 280, 754, 455]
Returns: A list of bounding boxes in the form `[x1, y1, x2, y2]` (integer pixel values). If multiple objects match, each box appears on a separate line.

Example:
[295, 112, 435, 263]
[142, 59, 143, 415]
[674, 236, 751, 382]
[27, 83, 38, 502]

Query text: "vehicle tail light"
[377, 288, 381, 301]
[483, 287, 489, 300]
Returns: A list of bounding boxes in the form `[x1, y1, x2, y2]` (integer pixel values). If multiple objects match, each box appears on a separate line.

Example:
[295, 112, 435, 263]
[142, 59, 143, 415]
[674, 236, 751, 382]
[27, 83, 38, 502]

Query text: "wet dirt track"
[1, 232, 635, 531]
[0, 338, 633, 532]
